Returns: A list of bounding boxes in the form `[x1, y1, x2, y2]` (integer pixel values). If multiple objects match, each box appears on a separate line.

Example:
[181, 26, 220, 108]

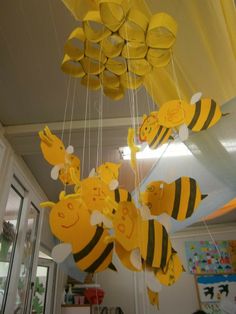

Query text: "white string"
[170, 49, 182, 101]
[201, 219, 222, 260]
[82, 76, 90, 178]
[61, 75, 72, 142]
[68, 78, 77, 146]
[47, 0, 62, 60]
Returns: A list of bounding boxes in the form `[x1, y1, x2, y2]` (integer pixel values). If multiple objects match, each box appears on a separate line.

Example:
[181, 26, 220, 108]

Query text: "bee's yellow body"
[140, 177, 207, 220]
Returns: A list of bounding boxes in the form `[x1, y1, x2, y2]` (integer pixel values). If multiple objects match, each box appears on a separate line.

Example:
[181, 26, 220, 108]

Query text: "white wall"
[97, 223, 236, 314]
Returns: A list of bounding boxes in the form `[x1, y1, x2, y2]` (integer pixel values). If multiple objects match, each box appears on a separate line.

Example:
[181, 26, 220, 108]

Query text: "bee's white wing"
[88, 168, 96, 177]
[109, 179, 119, 190]
[190, 92, 202, 104]
[90, 210, 113, 229]
[139, 205, 154, 221]
[145, 268, 162, 293]
[130, 248, 142, 270]
[179, 124, 189, 141]
[66, 145, 74, 154]
[50, 165, 62, 180]
[51, 243, 72, 263]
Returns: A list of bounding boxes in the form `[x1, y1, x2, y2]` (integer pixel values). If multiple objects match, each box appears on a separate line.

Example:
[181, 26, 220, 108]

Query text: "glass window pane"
[14, 204, 40, 313]
[32, 266, 49, 314]
[0, 185, 24, 312]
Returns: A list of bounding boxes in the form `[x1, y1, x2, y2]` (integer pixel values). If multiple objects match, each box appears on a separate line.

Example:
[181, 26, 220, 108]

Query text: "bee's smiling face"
[49, 198, 90, 242]
[140, 116, 159, 143]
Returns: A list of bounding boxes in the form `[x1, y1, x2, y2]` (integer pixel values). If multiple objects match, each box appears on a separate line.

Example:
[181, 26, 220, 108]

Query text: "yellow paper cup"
[101, 34, 124, 58]
[146, 13, 177, 49]
[122, 42, 147, 59]
[85, 40, 107, 63]
[127, 59, 151, 76]
[103, 85, 125, 100]
[61, 54, 85, 77]
[106, 56, 127, 75]
[64, 27, 85, 60]
[120, 72, 143, 89]
[83, 10, 111, 42]
[119, 9, 149, 43]
[99, 0, 131, 32]
[81, 74, 101, 90]
[100, 70, 120, 88]
[146, 48, 171, 67]
[81, 57, 105, 74]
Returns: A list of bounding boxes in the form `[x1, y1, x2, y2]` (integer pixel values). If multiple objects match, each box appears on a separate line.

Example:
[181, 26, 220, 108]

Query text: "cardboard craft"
[139, 113, 172, 149]
[64, 27, 85, 60]
[140, 177, 207, 220]
[127, 128, 140, 172]
[61, 55, 86, 78]
[41, 193, 114, 273]
[101, 33, 125, 58]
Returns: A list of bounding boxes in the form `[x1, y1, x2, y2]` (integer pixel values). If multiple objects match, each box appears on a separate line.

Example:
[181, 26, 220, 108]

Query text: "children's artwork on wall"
[185, 241, 233, 274]
[229, 241, 236, 272]
[195, 273, 236, 314]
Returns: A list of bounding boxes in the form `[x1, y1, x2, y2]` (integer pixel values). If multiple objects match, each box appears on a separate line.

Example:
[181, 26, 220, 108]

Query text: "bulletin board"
[195, 273, 236, 314]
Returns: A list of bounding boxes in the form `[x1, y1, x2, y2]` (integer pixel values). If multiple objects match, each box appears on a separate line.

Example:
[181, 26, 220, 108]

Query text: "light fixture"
[119, 142, 192, 160]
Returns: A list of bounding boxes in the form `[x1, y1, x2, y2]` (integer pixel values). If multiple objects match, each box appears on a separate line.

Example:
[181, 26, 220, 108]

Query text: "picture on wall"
[185, 241, 233, 274]
[195, 273, 236, 314]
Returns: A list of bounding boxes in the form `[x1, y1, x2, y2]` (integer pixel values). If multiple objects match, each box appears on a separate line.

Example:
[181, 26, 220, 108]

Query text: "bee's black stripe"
[172, 178, 182, 219]
[161, 227, 168, 269]
[114, 189, 120, 203]
[159, 128, 170, 145]
[84, 242, 113, 273]
[146, 220, 155, 266]
[186, 178, 197, 218]
[150, 126, 163, 148]
[201, 99, 217, 130]
[73, 227, 103, 262]
[188, 100, 201, 130]
[127, 192, 132, 202]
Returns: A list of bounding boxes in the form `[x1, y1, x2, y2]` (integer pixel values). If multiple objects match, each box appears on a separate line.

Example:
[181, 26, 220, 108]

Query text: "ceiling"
[0, 0, 236, 231]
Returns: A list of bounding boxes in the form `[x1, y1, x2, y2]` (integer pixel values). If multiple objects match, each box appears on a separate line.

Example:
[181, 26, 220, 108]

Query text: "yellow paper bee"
[139, 112, 172, 149]
[41, 192, 116, 273]
[139, 94, 226, 149]
[140, 177, 207, 221]
[39, 126, 80, 185]
[96, 162, 121, 190]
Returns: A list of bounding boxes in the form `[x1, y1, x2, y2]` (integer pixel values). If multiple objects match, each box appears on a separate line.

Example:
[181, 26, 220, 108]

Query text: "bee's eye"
[67, 202, 73, 210]
[145, 127, 148, 130]
[60, 146, 63, 150]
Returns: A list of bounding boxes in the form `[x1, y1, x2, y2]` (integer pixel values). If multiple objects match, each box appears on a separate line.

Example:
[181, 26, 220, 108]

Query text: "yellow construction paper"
[83, 10, 111, 43]
[61, 55, 85, 78]
[115, 242, 141, 271]
[64, 27, 85, 60]
[42, 193, 114, 273]
[85, 40, 107, 63]
[96, 162, 121, 185]
[127, 128, 140, 172]
[81, 57, 105, 75]
[119, 9, 149, 43]
[81, 74, 101, 90]
[139, 113, 172, 149]
[127, 59, 151, 76]
[103, 85, 125, 100]
[146, 48, 171, 68]
[156, 252, 183, 286]
[158, 98, 223, 131]
[100, 70, 120, 88]
[39, 126, 66, 165]
[120, 72, 143, 90]
[122, 42, 147, 59]
[101, 34, 125, 58]
[140, 177, 207, 220]
[146, 13, 177, 49]
[147, 287, 159, 307]
[103, 200, 172, 269]
[106, 56, 127, 75]
[99, 0, 131, 32]
[59, 154, 81, 186]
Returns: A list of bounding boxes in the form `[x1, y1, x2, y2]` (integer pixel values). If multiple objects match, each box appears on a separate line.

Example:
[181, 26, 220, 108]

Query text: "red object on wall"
[84, 288, 105, 304]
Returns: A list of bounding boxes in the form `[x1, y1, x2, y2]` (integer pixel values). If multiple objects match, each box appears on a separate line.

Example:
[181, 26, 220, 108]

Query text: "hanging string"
[47, 0, 62, 60]
[61, 75, 72, 142]
[201, 219, 222, 261]
[68, 78, 77, 146]
[82, 75, 90, 179]
[170, 49, 182, 101]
